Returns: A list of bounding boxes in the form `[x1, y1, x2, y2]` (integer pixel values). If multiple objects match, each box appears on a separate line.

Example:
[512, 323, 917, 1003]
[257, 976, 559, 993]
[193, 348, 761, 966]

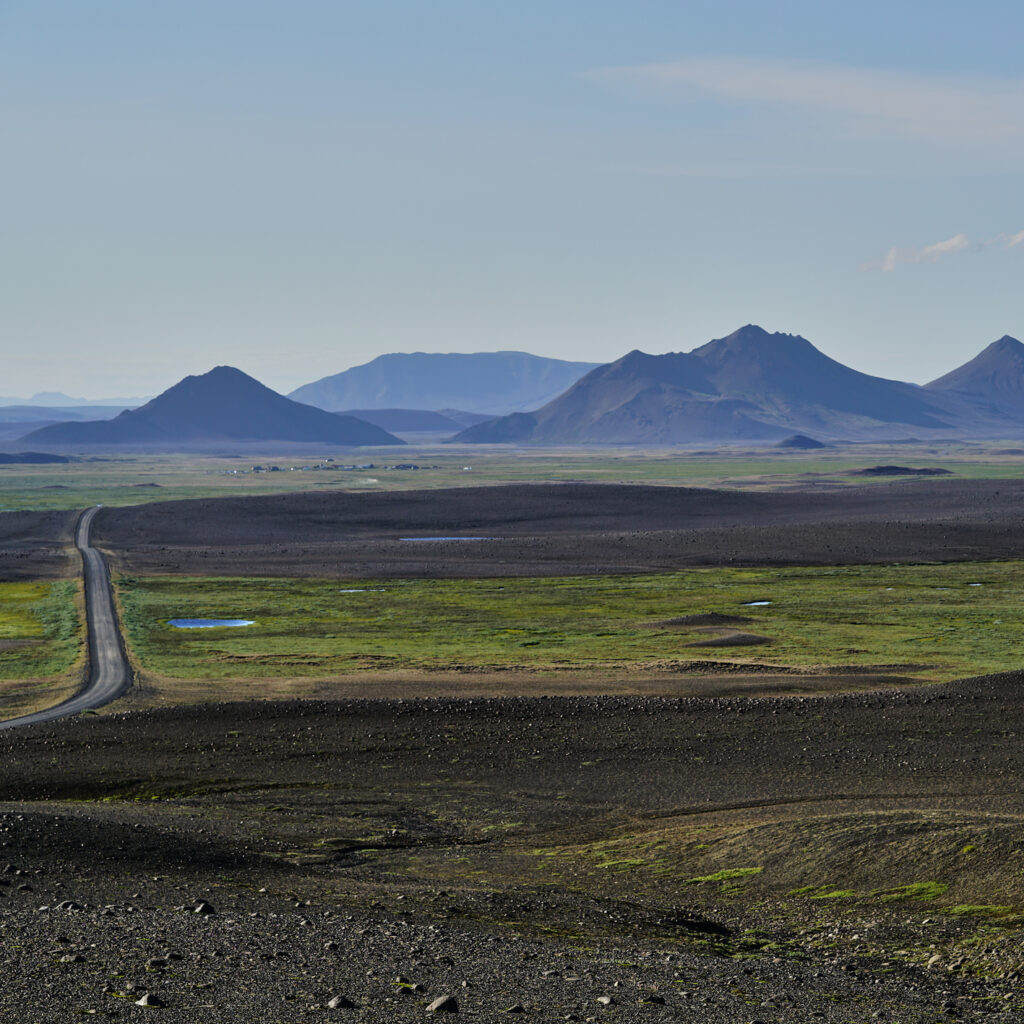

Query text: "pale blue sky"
[2, 1, 1023, 397]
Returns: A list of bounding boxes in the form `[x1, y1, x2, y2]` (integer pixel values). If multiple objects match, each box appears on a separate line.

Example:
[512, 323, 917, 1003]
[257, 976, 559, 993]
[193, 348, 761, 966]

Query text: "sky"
[2, 0, 1024, 398]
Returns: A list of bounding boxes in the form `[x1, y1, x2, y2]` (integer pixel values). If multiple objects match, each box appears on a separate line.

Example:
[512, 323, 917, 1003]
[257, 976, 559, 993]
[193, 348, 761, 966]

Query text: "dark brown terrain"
[94, 479, 1024, 576]
[4, 481, 1024, 1021]
[2, 678, 1024, 1021]
[0, 509, 77, 579]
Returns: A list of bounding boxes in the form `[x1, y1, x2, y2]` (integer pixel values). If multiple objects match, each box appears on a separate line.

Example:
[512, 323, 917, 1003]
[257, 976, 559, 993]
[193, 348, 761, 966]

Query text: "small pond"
[741, 600, 772, 607]
[399, 536, 497, 542]
[168, 619, 255, 629]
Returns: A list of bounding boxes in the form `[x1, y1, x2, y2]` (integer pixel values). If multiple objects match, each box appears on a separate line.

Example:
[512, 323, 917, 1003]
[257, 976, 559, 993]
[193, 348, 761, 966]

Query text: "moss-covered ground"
[0, 580, 83, 714]
[118, 561, 1024, 684]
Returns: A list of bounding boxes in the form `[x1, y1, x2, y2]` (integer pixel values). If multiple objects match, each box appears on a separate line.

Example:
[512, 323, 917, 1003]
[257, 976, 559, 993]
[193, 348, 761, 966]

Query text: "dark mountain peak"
[926, 335, 1024, 394]
[20, 366, 404, 447]
[159, 365, 264, 396]
[693, 325, 818, 363]
[611, 349, 660, 372]
[455, 325, 958, 444]
[991, 334, 1023, 350]
[729, 323, 773, 340]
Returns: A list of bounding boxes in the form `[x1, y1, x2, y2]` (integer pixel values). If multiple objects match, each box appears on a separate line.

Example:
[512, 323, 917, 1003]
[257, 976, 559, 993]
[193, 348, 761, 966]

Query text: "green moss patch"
[116, 560, 1024, 683]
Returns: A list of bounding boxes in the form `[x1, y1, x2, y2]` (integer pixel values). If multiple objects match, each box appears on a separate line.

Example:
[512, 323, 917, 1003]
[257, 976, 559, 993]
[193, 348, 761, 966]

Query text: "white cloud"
[600, 57, 1024, 146]
[876, 230, 1024, 271]
[880, 233, 969, 272]
[992, 229, 1024, 249]
[921, 233, 970, 259]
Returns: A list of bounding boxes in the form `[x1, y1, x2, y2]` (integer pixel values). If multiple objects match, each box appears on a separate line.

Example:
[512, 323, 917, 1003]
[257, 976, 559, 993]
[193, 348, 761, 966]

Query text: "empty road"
[0, 506, 131, 730]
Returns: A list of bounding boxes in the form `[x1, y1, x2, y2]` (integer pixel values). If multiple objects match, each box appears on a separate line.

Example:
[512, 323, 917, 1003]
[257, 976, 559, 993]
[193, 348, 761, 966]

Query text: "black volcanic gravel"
[92, 481, 1024, 576]
[0, 509, 77, 579]
[2, 676, 1024, 1020]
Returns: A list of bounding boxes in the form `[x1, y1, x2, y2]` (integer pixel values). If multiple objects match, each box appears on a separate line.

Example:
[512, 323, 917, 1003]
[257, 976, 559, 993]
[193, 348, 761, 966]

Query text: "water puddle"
[741, 600, 772, 607]
[338, 588, 385, 593]
[168, 619, 255, 629]
[399, 536, 497, 542]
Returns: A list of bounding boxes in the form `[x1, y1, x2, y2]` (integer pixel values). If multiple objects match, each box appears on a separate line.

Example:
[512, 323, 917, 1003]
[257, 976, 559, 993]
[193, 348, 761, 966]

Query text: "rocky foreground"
[3, 679, 1024, 1021]
[2, 851, 1016, 1022]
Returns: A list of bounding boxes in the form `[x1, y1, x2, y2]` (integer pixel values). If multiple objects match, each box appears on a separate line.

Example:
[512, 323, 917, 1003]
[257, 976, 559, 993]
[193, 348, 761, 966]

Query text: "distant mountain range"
[289, 352, 601, 415]
[21, 367, 404, 447]
[454, 326, 1024, 444]
[12, 331, 1024, 450]
[0, 391, 148, 407]
[0, 405, 139, 442]
[0, 405, 134, 424]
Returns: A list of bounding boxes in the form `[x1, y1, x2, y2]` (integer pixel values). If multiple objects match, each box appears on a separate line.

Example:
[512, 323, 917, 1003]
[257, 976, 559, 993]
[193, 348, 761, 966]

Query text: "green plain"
[0, 580, 80, 679]
[117, 561, 1024, 682]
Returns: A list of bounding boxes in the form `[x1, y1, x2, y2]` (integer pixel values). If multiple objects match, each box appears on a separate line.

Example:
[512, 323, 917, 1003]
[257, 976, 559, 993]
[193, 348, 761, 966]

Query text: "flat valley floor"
[3, 480, 1024, 1021]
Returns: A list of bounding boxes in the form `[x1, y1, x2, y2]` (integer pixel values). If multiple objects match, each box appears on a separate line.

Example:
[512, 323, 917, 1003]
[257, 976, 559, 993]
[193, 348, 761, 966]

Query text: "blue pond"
[399, 536, 496, 542]
[168, 619, 255, 629]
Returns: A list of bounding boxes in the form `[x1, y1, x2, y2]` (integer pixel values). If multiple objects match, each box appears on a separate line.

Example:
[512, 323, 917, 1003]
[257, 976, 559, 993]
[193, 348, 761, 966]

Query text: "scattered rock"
[193, 901, 216, 915]
[427, 995, 459, 1013]
[134, 992, 165, 1007]
[327, 994, 356, 1009]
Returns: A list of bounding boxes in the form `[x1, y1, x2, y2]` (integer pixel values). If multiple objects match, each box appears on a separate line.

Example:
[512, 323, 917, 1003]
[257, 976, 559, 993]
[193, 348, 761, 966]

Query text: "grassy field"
[0, 580, 83, 715]
[5, 440, 1024, 509]
[116, 561, 1024, 687]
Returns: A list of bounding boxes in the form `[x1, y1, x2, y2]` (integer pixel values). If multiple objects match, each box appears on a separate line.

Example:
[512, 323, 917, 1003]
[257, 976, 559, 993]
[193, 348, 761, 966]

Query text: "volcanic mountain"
[925, 335, 1024, 422]
[454, 326, 957, 444]
[289, 352, 601, 415]
[21, 367, 404, 447]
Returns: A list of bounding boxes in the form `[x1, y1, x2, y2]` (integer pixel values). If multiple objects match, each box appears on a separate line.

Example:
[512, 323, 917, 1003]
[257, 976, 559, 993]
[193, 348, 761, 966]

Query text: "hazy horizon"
[3, 1, 1023, 397]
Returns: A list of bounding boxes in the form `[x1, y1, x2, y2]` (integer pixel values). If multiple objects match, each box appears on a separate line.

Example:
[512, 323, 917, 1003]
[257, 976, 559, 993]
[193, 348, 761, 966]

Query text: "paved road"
[0, 506, 132, 730]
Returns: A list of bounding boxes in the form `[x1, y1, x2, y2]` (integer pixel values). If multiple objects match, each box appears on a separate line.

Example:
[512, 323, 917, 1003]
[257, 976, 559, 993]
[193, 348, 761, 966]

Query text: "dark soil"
[685, 632, 772, 647]
[92, 480, 1024, 577]
[850, 466, 954, 477]
[0, 509, 77, 580]
[2, 674, 1024, 1020]
[655, 614, 754, 627]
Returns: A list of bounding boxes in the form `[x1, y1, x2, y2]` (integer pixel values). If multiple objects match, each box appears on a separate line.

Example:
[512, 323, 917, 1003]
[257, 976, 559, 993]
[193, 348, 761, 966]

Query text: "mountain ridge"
[454, 326, 1017, 444]
[289, 351, 601, 415]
